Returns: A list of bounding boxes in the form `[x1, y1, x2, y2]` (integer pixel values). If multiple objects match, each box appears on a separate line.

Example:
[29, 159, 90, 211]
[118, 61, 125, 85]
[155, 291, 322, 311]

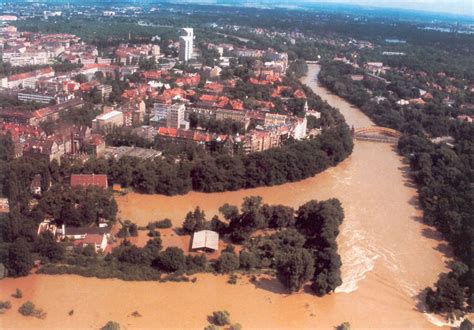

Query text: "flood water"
[0, 65, 451, 329]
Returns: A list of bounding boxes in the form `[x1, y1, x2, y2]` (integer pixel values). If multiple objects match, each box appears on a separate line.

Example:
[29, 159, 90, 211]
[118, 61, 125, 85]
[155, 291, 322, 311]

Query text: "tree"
[117, 220, 138, 238]
[73, 73, 88, 84]
[189, 112, 199, 129]
[18, 301, 45, 318]
[182, 207, 206, 234]
[239, 251, 258, 270]
[116, 245, 148, 265]
[7, 238, 33, 277]
[101, 321, 121, 330]
[0, 300, 12, 310]
[460, 319, 473, 330]
[216, 252, 240, 273]
[425, 273, 466, 315]
[144, 237, 163, 260]
[264, 205, 295, 228]
[12, 288, 22, 299]
[186, 254, 208, 273]
[209, 215, 229, 235]
[35, 232, 64, 262]
[154, 247, 186, 272]
[219, 204, 239, 221]
[204, 325, 219, 330]
[297, 199, 343, 240]
[212, 310, 231, 326]
[0, 133, 14, 161]
[276, 248, 314, 293]
[337, 322, 351, 330]
[238, 196, 265, 230]
[18, 301, 35, 316]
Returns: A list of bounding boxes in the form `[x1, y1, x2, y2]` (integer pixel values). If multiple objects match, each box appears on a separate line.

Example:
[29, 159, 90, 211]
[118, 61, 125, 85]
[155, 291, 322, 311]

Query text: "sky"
[306, 0, 473, 16]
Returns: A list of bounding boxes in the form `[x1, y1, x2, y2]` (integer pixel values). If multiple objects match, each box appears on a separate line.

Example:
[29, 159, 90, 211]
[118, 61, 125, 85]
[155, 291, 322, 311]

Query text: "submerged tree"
[276, 248, 314, 293]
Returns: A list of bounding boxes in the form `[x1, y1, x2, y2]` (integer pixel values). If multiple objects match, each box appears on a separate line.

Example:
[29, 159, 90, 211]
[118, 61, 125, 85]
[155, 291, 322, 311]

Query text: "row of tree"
[398, 124, 473, 318]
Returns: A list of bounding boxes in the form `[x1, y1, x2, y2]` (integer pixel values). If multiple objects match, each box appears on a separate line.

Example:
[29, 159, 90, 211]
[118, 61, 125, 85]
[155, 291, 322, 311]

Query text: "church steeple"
[303, 100, 308, 114]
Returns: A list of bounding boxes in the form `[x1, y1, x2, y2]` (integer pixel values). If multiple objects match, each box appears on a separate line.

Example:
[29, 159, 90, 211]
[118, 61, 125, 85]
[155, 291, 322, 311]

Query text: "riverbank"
[0, 64, 451, 329]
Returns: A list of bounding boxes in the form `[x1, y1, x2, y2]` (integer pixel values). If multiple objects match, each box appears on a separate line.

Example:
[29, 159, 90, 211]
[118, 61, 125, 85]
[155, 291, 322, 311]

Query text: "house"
[191, 230, 219, 252]
[81, 233, 108, 252]
[30, 174, 42, 196]
[70, 174, 108, 189]
[23, 138, 64, 163]
[56, 224, 109, 252]
[83, 134, 106, 157]
[59, 225, 109, 240]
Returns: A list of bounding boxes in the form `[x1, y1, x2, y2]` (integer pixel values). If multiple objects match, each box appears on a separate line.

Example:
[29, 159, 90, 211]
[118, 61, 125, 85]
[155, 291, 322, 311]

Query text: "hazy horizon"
[1, 0, 473, 19]
[305, 0, 473, 17]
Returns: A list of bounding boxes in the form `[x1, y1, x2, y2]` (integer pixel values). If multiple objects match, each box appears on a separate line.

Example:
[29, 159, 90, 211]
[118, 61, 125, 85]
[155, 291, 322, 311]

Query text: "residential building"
[18, 90, 69, 104]
[0, 109, 37, 126]
[216, 109, 247, 123]
[179, 28, 194, 62]
[57, 225, 109, 252]
[96, 84, 113, 100]
[166, 103, 189, 129]
[23, 138, 64, 163]
[243, 130, 281, 153]
[92, 110, 124, 131]
[1, 51, 49, 67]
[264, 113, 287, 128]
[152, 102, 170, 125]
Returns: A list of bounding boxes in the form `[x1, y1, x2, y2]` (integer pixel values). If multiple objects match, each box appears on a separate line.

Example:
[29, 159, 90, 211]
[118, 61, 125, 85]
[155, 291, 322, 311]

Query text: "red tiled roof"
[70, 174, 108, 188]
[158, 127, 178, 137]
[249, 77, 271, 85]
[293, 89, 306, 99]
[200, 94, 218, 102]
[230, 99, 244, 110]
[205, 82, 224, 93]
[216, 96, 229, 108]
[142, 70, 166, 80]
[82, 234, 105, 245]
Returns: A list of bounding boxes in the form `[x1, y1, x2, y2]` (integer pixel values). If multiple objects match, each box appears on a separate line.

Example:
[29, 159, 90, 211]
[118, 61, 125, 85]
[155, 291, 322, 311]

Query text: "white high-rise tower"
[179, 28, 194, 62]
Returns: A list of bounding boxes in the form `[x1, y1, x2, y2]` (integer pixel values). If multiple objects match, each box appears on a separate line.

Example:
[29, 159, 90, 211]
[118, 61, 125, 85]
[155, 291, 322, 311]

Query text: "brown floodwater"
[0, 65, 453, 329]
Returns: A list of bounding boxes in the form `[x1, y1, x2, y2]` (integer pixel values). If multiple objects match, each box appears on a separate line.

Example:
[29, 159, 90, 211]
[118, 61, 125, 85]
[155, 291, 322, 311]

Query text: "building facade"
[179, 28, 194, 62]
[166, 103, 189, 129]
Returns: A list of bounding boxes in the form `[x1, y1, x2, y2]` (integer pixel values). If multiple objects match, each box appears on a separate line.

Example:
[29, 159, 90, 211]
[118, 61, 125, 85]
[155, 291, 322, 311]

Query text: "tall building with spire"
[179, 28, 194, 62]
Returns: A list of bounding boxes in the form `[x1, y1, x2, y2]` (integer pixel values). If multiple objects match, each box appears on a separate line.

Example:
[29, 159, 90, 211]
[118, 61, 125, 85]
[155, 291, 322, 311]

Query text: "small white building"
[191, 230, 219, 252]
[92, 110, 124, 131]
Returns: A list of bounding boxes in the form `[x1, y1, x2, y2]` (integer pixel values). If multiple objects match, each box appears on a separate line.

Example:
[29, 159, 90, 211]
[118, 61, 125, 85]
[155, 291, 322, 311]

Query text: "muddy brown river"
[0, 64, 451, 329]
